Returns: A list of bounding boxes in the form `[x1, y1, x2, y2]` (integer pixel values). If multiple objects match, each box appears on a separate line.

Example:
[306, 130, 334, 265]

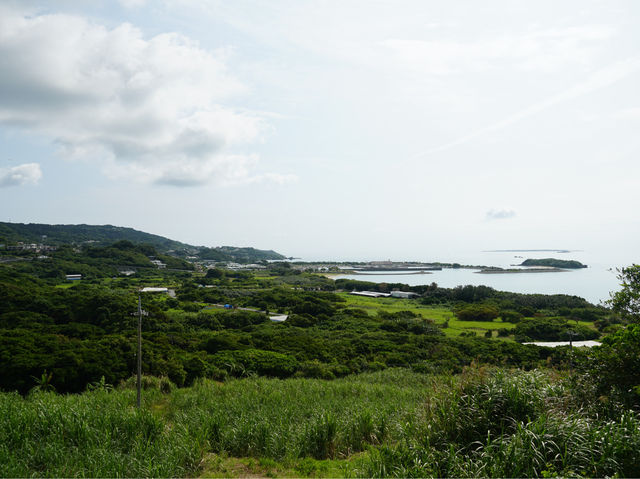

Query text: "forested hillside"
[0, 222, 286, 262]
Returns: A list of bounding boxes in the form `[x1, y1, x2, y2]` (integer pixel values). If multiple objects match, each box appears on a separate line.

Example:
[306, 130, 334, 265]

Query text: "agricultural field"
[339, 293, 518, 338]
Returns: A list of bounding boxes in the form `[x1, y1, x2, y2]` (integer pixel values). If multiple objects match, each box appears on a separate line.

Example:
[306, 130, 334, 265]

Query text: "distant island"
[519, 258, 587, 269]
[475, 257, 588, 274]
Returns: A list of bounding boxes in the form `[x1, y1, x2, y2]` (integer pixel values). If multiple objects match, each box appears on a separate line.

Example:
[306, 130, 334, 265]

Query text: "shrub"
[455, 304, 499, 322]
[514, 318, 599, 342]
[211, 349, 298, 378]
[500, 310, 524, 323]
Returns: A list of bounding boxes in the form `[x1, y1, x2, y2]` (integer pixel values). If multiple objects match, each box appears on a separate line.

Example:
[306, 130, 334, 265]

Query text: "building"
[140, 287, 169, 293]
[390, 291, 419, 299]
[350, 291, 391, 298]
[65, 274, 82, 281]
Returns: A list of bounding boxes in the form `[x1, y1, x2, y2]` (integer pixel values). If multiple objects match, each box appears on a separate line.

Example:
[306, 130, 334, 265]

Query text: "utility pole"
[137, 293, 142, 408]
[131, 292, 148, 408]
[567, 330, 578, 373]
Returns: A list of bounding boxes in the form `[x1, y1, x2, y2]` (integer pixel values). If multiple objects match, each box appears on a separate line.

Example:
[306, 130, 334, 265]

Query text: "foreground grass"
[168, 369, 432, 461]
[0, 370, 430, 477]
[0, 388, 204, 477]
[2, 368, 640, 478]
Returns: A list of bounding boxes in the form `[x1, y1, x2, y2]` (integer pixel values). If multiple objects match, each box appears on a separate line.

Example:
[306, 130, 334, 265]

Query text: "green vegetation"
[3, 368, 640, 477]
[514, 317, 599, 342]
[607, 264, 640, 321]
[454, 303, 500, 321]
[1, 227, 638, 477]
[520, 258, 587, 269]
[0, 222, 190, 251]
[0, 239, 615, 394]
[0, 221, 286, 262]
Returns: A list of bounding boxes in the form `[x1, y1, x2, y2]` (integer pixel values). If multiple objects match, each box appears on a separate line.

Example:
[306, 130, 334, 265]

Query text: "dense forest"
[1, 229, 640, 477]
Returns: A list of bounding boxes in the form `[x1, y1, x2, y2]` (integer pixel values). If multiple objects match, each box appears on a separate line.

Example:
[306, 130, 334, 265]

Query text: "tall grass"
[2, 367, 640, 477]
[357, 367, 640, 478]
[0, 387, 204, 477]
[167, 368, 432, 460]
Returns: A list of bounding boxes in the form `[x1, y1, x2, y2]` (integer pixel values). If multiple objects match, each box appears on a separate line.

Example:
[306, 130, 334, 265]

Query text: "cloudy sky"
[1, 0, 639, 262]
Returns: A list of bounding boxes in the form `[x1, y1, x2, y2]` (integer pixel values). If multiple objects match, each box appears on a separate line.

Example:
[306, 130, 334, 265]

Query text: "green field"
[340, 293, 517, 338]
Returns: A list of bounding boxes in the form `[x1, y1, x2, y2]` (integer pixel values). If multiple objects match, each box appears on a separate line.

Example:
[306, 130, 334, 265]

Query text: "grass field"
[339, 293, 516, 338]
[0, 370, 432, 477]
[3, 368, 639, 478]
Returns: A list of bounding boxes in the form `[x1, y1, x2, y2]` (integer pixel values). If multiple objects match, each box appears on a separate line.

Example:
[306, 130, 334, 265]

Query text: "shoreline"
[475, 267, 568, 274]
[351, 270, 433, 276]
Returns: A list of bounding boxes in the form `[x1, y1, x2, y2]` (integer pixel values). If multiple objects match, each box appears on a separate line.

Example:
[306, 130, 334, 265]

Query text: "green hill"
[0, 222, 286, 262]
[0, 222, 188, 251]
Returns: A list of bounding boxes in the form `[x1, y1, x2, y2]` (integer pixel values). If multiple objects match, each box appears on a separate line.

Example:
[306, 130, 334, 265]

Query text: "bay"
[331, 250, 625, 305]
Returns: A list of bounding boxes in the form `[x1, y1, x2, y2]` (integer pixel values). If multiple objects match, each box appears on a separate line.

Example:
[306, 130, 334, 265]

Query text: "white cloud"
[0, 163, 42, 187]
[378, 25, 614, 75]
[0, 6, 283, 186]
[486, 209, 516, 220]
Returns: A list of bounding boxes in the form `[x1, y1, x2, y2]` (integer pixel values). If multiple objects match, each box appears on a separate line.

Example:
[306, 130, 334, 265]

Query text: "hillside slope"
[0, 222, 286, 262]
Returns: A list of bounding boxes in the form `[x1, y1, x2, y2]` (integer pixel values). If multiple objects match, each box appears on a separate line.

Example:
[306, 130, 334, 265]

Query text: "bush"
[514, 318, 599, 342]
[455, 304, 499, 322]
[211, 349, 298, 378]
[500, 310, 524, 323]
[577, 324, 640, 408]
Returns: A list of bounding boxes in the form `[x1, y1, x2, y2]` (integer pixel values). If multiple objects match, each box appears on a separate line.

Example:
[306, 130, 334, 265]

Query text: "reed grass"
[167, 368, 431, 460]
[2, 367, 639, 477]
[0, 388, 204, 477]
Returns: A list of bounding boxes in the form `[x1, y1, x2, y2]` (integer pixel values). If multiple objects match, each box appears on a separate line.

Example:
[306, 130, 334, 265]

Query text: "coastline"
[475, 268, 568, 274]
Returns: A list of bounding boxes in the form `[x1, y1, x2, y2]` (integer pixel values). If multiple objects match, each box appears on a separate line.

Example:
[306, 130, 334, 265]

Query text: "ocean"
[330, 249, 630, 305]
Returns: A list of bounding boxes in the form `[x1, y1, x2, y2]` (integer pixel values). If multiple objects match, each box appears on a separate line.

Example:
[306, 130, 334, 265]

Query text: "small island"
[519, 258, 587, 269]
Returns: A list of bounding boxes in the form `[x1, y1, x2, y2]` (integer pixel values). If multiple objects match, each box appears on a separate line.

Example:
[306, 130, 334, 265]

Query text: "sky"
[1, 0, 639, 263]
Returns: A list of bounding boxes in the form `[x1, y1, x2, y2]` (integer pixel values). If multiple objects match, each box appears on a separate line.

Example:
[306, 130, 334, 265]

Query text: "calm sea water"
[331, 250, 627, 305]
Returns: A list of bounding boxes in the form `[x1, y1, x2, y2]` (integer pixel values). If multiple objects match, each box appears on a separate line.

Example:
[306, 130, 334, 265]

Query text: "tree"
[455, 304, 499, 322]
[608, 265, 640, 322]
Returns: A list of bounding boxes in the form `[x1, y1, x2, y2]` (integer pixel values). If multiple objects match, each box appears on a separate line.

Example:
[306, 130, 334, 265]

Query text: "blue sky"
[1, 0, 639, 263]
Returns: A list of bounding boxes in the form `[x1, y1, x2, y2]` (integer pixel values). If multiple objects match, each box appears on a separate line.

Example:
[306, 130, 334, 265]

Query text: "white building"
[390, 291, 419, 299]
[350, 291, 391, 298]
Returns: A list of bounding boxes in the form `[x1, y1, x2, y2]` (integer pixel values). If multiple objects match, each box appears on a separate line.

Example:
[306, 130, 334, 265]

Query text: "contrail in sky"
[410, 55, 640, 160]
